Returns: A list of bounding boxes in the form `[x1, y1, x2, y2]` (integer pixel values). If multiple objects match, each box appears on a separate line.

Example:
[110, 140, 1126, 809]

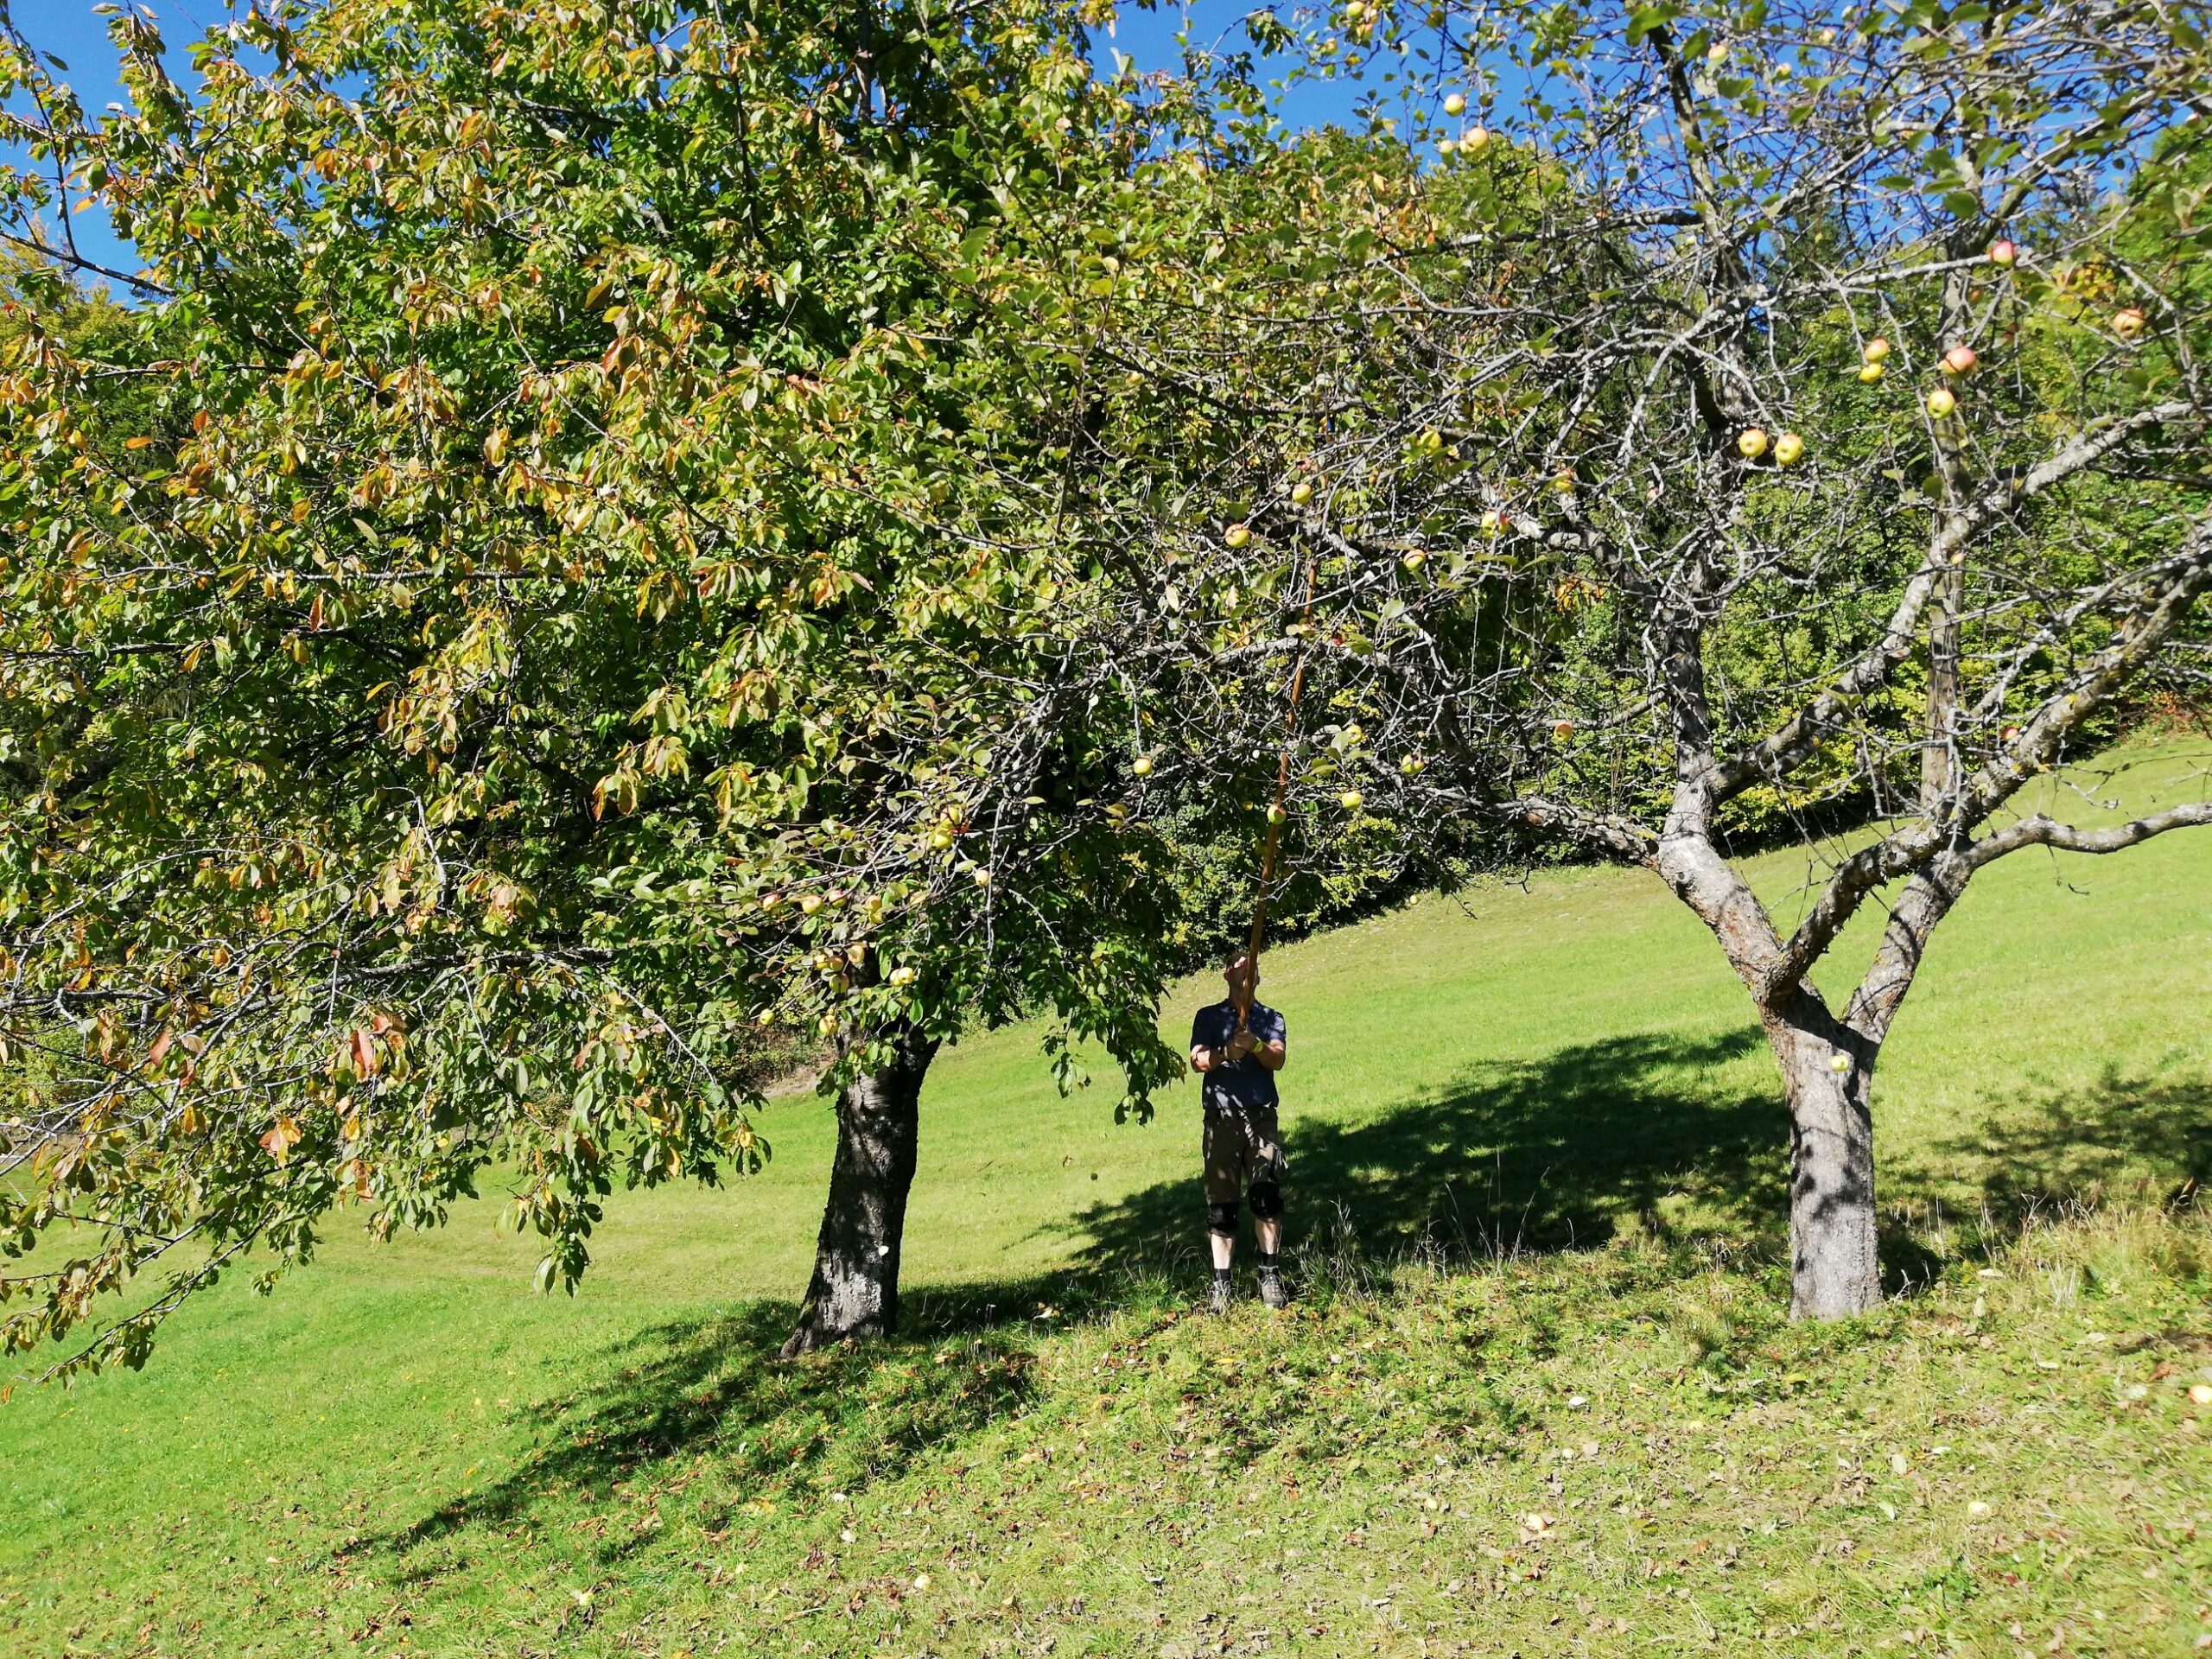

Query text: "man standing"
[1189, 945, 1290, 1313]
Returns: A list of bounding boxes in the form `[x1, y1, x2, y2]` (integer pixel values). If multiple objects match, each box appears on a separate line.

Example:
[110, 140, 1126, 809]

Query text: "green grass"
[4, 741, 2210, 1656]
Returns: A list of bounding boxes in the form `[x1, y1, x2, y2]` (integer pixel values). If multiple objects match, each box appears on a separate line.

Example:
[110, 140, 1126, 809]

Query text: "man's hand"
[1225, 1028, 1259, 1062]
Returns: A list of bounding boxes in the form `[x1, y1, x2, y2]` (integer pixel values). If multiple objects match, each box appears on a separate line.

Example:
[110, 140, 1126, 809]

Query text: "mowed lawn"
[3, 740, 2209, 1656]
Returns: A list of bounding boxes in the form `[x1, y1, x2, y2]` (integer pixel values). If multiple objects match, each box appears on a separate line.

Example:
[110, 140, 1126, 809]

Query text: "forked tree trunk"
[780, 1022, 939, 1359]
[1766, 992, 1880, 1320]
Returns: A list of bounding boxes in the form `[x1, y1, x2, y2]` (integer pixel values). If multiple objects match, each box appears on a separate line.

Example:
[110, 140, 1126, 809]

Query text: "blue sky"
[3, 1, 1441, 295]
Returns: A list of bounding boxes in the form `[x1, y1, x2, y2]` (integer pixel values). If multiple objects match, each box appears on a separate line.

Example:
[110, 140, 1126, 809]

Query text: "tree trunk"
[780, 1023, 939, 1359]
[1766, 993, 1880, 1320]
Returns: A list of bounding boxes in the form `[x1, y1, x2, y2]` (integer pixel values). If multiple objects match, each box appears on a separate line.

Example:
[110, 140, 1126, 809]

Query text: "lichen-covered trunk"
[780, 1025, 938, 1358]
[1767, 994, 1879, 1320]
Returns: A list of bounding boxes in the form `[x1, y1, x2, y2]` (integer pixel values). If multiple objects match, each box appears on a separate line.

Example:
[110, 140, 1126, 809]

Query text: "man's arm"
[1254, 1009, 1286, 1071]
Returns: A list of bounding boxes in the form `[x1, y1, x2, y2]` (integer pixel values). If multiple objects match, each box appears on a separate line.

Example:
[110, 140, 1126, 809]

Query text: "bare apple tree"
[1034, 0, 2212, 1317]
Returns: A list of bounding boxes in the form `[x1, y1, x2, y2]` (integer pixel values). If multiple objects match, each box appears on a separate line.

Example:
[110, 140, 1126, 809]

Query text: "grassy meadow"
[3, 741, 2209, 1656]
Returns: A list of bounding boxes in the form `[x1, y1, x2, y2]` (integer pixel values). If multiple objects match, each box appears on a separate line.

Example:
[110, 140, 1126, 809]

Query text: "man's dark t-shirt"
[1191, 999, 1286, 1115]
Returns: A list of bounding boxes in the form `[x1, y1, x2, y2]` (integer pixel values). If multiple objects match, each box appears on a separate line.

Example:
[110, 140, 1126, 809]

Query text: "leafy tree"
[1061, 0, 2212, 1318]
[0, 0, 1216, 1375]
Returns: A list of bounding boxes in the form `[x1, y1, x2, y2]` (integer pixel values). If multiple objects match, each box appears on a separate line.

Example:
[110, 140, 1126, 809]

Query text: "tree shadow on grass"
[355, 1033, 2212, 1569]
[356, 1028, 1788, 1568]
[1890, 1063, 2212, 1221]
[1062, 1027, 1787, 1274]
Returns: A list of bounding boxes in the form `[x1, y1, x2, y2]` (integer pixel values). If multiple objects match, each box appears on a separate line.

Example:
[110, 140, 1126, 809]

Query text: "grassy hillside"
[3, 741, 2209, 1656]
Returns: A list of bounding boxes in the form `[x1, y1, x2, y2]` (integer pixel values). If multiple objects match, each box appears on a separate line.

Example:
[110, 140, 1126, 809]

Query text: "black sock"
[1212, 1266, 1233, 1284]
[1257, 1252, 1280, 1270]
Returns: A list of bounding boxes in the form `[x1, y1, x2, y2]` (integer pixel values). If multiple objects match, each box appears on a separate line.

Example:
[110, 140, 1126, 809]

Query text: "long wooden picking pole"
[1236, 552, 1319, 1034]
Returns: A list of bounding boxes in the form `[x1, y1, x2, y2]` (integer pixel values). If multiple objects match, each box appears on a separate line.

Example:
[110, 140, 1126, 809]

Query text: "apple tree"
[1055, 0, 2212, 1318]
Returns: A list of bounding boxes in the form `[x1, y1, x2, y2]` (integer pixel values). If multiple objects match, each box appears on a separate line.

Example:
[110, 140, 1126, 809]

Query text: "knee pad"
[1248, 1180, 1283, 1221]
[1206, 1200, 1239, 1237]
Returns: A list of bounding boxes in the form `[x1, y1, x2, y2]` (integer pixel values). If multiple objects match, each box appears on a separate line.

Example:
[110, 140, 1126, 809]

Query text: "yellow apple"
[1926, 386, 1957, 417]
[1773, 431, 1805, 466]
[1338, 789, 1363, 810]
[1267, 804, 1287, 823]
[1401, 753, 1425, 774]
[928, 829, 954, 851]
[2112, 307, 2145, 340]
[1402, 550, 1427, 571]
[1460, 126, 1491, 155]
[1224, 522, 1251, 548]
[1290, 479, 1313, 505]
[1858, 361, 1885, 385]
[1443, 92, 1466, 117]
[1737, 427, 1769, 459]
[1133, 755, 1154, 777]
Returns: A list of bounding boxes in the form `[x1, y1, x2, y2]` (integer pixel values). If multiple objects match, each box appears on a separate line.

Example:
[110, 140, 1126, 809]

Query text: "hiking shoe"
[1207, 1275, 1233, 1317]
[1257, 1265, 1289, 1310]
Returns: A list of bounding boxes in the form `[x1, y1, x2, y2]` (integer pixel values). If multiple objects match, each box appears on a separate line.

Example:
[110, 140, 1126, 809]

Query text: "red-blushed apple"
[1942, 345, 1978, 377]
[1551, 718, 1573, 740]
[1402, 550, 1427, 570]
[1987, 238, 2017, 267]
[1480, 506, 1508, 534]
[1267, 803, 1287, 823]
[1863, 337, 1891, 363]
[2113, 307, 2145, 340]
